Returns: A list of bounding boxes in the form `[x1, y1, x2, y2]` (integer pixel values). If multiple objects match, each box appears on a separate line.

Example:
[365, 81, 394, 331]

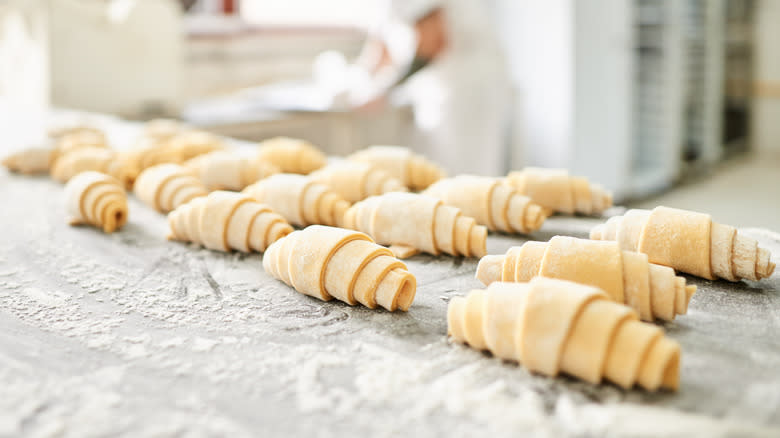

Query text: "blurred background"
[0, 0, 778, 226]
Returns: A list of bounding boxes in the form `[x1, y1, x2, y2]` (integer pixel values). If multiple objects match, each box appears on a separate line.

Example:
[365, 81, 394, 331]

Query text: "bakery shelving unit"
[630, 0, 730, 197]
[722, 0, 755, 156]
[502, 0, 751, 201]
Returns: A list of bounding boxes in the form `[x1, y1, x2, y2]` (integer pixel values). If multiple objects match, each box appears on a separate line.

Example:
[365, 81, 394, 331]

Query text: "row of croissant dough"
[4, 120, 775, 393]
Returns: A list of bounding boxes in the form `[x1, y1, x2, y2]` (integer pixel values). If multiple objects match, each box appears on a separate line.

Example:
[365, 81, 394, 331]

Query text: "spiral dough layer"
[448, 277, 680, 391]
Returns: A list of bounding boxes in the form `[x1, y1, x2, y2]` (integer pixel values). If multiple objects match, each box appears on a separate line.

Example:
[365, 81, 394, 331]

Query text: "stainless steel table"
[1, 127, 779, 437]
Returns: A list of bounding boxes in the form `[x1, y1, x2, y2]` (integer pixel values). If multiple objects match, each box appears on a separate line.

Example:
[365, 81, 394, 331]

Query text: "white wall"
[492, 0, 634, 198]
[752, 0, 780, 153]
[49, 0, 184, 117]
[492, 0, 574, 171]
[0, 0, 49, 112]
[570, 0, 632, 198]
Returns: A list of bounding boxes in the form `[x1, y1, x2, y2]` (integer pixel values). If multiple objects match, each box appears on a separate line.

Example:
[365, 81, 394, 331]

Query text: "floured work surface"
[1, 175, 780, 437]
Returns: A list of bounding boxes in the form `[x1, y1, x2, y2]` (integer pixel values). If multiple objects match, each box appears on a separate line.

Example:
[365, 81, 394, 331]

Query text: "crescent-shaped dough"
[263, 225, 416, 311]
[505, 167, 612, 215]
[163, 130, 225, 163]
[256, 137, 327, 174]
[348, 145, 445, 190]
[4, 128, 108, 175]
[590, 206, 775, 281]
[143, 118, 186, 142]
[185, 151, 280, 191]
[243, 174, 350, 228]
[475, 236, 695, 321]
[118, 129, 223, 176]
[448, 277, 681, 391]
[64, 171, 128, 233]
[168, 191, 292, 253]
[423, 175, 548, 234]
[48, 125, 105, 141]
[134, 164, 208, 213]
[308, 161, 407, 203]
[343, 192, 487, 258]
[2, 148, 55, 174]
[51, 147, 115, 182]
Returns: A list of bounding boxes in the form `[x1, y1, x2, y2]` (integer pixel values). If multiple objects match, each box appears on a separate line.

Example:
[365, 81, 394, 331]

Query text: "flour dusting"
[0, 126, 779, 436]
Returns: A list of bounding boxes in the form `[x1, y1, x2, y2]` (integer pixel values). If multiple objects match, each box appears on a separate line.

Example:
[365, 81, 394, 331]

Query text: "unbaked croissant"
[119, 138, 176, 173]
[348, 145, 445, 190]
[263, 225, 416, 311]
[308, 161, 407, 203]
[55, 130, 108, 156]
[2, 148, 55, 174]
[256, 137, 327, 174]
[476, 236, 696, 321]
[448, 277, 681, 391]
[134, 164, 208, 213]
[185, 150, 280, 191]
[48, 125, 104, 141]
[343, 192, 487, 258]
[123, 130, 224, 174]
[163, 130, 225, 163]
[168, 191, 293, 253]
[423, 175, 548, 234]
[50, 147, 137, 189]
[590, 206, 775, 281]
[3, 129, 107, 175]
[51, 147, 113, 181]
[505, 167, 612, 215]
[243, 174, 350, 228]
[143, 118, 186, 142]
[64, 171, 128, 233]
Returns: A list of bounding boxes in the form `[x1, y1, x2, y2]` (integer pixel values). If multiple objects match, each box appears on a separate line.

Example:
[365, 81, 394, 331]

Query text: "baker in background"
[318, 0, 512, 176]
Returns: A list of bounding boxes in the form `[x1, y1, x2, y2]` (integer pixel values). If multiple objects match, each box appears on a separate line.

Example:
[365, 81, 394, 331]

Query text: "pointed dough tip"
[395, 275, 417, 312]
[769, 261, 776, 277]
[389, 244, 419, 259]
[661, 349, 681, 392]
[525, 204, 547, 232]
[685, 285, 696, 300]
[470, 225, 488, 258]
[476, 255, 504, 285]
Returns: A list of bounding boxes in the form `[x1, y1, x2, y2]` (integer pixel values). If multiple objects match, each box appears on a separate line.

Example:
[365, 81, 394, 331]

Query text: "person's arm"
[352, 6, 448, 112]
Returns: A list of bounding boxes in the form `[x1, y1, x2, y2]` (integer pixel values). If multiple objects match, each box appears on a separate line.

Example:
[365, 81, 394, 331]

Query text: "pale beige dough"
[134, 164, 208, 213]
[119, 129, 224, 177]
[308, 161, 407, 203]
[168, 191, 292, 253]
[343, 192, 487, 258]
[49, 147, 139, 189]
[348, 145, 445, 190]
[64, 171, 128, 233]
[163, 130, 225, 163]
[475, 236, 695, 321]
[48, 125, 105, 141]
[423, 175, 548, 234]
[256, 137, 326, 174]
[505, 167, 612, 215]
[2, 148, 55, 174]
[143, 118, 186, 142]
[55, 131, 108, 156]
[4, 127, 107, 175]
[185, 150, 279, 191]
[590, 206, 776, 281]
[243, 174, 350, 228]
[51, 147, 115, 183]
[263, 225, 416, 311]
[447, 277, 681, 391]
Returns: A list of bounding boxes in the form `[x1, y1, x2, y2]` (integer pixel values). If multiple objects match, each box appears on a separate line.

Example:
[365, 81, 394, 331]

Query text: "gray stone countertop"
[0, 108, 780, 437]
[0, 123, 779, 438]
